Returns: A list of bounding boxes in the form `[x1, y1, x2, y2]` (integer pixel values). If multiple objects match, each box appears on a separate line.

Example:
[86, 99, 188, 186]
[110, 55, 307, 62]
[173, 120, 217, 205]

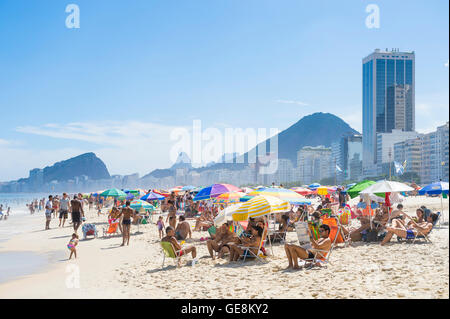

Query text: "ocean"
[0, 193, 59, 284]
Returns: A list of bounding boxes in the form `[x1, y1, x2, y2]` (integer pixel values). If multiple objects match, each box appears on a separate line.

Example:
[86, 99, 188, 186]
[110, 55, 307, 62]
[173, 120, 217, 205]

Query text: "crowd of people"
[29, 185, 439, 267]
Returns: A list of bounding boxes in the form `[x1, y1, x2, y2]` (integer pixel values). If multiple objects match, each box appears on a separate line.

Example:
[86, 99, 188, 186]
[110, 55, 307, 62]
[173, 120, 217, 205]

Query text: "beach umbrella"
[291, 187, 314, 196]
[418, 181, 449, 195]
[360, 180, 414, 195]
[214, 203, 242, 226]
[232, 195, 290, 221]
[308, 183, 321, 189]
[153, 189, 170, 197]
[140, 191, 165, 201]
[346, 180, 377, 199]
[100, 188, 127, 198]
[127, 200, 155, 211]
[128, 189, 144, 197]
[213, 192, 246, 205]
[316, 186, 336, 196]
[126, 193, 135, 200]
[193, 184, 241, 201]
[242, 187, 311, 205]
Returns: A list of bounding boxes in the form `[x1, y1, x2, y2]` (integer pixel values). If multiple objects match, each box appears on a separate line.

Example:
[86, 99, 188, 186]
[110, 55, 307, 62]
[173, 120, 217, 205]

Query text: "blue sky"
[0, 0, 448, 181]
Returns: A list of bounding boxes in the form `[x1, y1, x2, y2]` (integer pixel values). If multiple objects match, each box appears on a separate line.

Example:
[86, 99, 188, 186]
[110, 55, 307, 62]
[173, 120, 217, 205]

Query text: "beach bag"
[365, 230, 379, 242]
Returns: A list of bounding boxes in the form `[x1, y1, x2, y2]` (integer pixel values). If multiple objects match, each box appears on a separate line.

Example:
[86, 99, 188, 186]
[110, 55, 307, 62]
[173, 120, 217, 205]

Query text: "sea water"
[0, 193, 58, 284]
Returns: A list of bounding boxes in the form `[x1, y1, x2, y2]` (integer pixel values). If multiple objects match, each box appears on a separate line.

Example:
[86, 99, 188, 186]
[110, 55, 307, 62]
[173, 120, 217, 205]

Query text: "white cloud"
[276, 99, 309, 106]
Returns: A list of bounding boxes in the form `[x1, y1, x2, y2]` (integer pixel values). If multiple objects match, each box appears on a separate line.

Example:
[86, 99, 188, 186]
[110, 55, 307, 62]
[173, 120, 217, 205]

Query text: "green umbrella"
[100, 188, 127, 198]
[127, 200, 155, 211]
[346, 180, 376, 199]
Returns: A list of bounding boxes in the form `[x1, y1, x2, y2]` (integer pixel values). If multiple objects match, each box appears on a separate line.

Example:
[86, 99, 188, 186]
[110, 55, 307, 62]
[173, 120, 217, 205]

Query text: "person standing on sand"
[119, 201, 135, 246]
[45, 195, 53, 230]
[59, 193, 71, 227]
[67, 233, 79, 260]
[70, 195, 84, 233]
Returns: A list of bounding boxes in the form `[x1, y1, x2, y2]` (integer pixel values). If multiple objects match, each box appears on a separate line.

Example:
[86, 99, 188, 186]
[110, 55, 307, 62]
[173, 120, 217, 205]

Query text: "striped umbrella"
[232, 195, 290, 221]
[193, 184, 241, 201]
[213, 192, 246, 205]
[153, 189, 170, 197]
[140, 191, 165, 201]
[317, 186, 337, 195]
[243, 187, 311, 205]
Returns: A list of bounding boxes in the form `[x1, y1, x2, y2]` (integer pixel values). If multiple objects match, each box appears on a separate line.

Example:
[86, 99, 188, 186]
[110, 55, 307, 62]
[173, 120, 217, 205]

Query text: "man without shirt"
[206, 222, 240, 260]
[175, 215, 192, 241]
[162, 226, 198, 266]
[70, 195, 84, 233]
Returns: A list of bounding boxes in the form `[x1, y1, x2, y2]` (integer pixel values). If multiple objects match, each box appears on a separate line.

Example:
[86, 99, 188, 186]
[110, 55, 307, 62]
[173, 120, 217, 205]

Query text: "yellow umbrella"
[213, 192, 246, 205]
[232, 195, 290, 221]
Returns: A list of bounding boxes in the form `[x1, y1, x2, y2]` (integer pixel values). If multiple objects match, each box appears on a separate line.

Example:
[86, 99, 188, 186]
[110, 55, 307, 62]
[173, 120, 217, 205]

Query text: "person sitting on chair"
[162, 226, 198, 265]
[380, 212, 437, 246]
[284, 224, 331, 270]
[228, 225, 264, 262]
[206, 222, 240, 260]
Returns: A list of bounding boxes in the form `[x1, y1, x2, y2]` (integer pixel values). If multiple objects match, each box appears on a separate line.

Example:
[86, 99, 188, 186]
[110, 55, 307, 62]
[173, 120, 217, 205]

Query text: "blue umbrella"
[126, 193, 135, 200]
[140, 191, 165, 201]
[418, 181, 449, 195]
[182, 185, 196, 191]
[308, 183, 321, 189]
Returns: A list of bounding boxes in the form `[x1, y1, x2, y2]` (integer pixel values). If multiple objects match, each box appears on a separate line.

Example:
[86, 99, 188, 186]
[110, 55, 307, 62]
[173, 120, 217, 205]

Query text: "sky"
[0, 0, 448, 181]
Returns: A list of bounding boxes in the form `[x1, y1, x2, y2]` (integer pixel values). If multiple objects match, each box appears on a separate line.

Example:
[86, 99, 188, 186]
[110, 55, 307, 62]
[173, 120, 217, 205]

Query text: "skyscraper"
[362, 49, 415, 176]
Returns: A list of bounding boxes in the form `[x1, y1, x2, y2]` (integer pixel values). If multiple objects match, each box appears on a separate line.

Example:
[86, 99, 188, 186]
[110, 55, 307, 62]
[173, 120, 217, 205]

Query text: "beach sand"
[0, 196, 448, 299]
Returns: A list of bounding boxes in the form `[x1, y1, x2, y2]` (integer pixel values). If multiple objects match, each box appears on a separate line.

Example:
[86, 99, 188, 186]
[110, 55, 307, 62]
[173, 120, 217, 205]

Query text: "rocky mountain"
[41, 152, 110, 183]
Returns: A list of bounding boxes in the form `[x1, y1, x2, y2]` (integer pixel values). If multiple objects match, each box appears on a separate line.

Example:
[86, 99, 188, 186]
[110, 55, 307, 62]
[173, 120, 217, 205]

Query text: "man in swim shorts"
[162, 226, 198, 266]
[70, 195, 84, 233]
[175, 215, 191, 240]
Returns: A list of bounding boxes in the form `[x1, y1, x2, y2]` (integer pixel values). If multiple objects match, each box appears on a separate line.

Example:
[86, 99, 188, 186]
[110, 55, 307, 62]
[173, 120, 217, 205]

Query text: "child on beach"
[67, 233, 79, 259]
[157, 216, 165, 239]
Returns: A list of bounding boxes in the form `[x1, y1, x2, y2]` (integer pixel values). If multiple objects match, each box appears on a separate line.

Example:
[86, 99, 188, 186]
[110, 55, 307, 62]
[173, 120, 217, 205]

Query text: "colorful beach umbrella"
[213, 192, 246, 205]
[140, 191, 165, 201]
[232, 195, 290, 221]
[126, 200, 155, 211]
[152, 189, 170, 197]
[100, 188, 127, 198]
[308, 183, 321, 189]
[181, 185, 196, 191]
[346, 180, 376, 198]
[291, 187, 314, 196]
[316, 186, 337, 196]
[193, 184, 241, 201]
[418, 181, 449, 195]
[242, 187, 311, 205]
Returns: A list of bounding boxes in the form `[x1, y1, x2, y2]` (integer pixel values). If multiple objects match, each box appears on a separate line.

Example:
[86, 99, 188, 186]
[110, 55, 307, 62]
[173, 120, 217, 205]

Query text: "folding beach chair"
[294, 221, 337, 269]
[102, 219, 120, 237]
[160, 241, 183, 268]
[398, 212, 441, 244]
[238, 224, 268, 263]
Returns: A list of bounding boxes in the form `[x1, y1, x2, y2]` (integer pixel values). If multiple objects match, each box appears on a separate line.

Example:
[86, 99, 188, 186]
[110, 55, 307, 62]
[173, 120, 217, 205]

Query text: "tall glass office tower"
[362, 49, 415, 176]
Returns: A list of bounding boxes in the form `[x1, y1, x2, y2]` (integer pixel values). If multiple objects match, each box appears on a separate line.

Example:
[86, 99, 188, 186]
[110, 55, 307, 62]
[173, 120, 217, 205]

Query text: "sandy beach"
[0, 196, 448, 299]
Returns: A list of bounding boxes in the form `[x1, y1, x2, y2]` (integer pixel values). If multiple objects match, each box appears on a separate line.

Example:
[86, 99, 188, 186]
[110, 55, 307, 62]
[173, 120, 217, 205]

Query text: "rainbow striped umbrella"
[232, 195, 290, 221]
[213, 192, 246, 205]
[242, 187, 311, 205]
[193, 184, 241, 201]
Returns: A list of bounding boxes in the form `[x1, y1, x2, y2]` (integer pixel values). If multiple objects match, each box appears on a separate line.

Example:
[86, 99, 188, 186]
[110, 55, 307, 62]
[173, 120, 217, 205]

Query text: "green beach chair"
[160, 241, 183, 268]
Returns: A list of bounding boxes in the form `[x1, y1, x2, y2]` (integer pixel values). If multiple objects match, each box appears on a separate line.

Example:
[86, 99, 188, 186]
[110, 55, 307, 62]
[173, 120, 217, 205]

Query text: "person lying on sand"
[175, 215, 192, 240]
[162, 226, 198, 266]
[228, 225, 264, 262]
[341, 205, 390, 242]
[206, 222, 240, 260]
[284, 224, 331, 269]
[380, 212, 437, 245]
